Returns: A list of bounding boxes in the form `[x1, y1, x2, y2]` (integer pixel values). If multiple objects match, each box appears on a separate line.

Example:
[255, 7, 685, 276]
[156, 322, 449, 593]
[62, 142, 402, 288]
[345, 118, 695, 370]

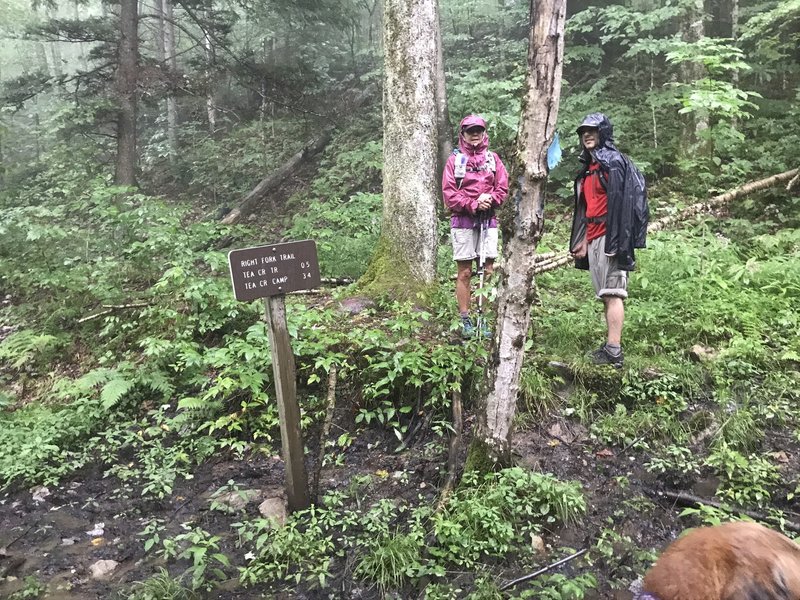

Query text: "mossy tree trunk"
[466, 0, 566, 469]
[359, 0, 440, 299]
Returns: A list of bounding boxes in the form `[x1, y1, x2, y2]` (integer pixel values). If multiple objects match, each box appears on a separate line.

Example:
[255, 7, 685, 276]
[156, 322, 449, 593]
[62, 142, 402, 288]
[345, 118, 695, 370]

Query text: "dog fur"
[641, 522, 800, 600]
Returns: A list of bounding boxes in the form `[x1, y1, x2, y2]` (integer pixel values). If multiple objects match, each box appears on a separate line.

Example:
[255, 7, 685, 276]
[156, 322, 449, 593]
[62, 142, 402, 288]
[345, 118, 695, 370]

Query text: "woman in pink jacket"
[442, 115, 509, 339]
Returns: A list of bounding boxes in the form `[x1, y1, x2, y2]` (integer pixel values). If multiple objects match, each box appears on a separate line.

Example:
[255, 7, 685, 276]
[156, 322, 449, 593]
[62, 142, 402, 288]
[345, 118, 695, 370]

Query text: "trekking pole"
[476, 212, 488, 340]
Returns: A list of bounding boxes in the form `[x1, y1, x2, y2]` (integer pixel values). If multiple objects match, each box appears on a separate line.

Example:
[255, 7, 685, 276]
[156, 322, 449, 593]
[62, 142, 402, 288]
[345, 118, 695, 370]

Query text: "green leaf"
[100, 378, 134, 409]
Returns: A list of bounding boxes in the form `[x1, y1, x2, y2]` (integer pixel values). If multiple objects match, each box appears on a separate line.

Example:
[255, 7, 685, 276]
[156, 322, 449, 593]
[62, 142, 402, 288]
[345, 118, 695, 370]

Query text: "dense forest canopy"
[0, 0, 799, 598]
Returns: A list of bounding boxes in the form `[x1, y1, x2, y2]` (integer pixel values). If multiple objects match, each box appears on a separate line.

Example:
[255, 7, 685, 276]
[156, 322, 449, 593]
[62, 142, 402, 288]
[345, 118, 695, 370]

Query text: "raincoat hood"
[577, 112, 618, 162]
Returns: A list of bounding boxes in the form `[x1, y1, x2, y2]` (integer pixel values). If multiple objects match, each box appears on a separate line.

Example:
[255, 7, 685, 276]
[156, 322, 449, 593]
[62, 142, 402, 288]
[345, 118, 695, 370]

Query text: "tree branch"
[652, 489, 800, 533]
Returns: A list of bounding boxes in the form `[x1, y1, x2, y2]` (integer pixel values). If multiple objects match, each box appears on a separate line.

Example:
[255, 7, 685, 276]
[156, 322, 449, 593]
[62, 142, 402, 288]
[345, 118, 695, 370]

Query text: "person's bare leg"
[456, 260, 474, 315]
[605, 296, 624, 346]
[482, 258, 494, 278]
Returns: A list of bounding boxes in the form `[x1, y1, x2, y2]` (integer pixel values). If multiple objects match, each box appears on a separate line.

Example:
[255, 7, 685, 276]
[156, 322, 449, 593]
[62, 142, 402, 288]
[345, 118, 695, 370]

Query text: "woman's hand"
[477, 193, 493, 211]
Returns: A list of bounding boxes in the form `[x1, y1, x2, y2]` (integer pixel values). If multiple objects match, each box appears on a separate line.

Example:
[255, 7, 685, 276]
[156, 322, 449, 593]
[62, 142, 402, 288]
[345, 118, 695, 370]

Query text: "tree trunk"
[203, 20, 216, 135]
[730, 0, 739, 130]
[465, 0, 566, 470]
[114, 0, 139, 187]
[359, 0, 440, 298]
[48, 9, 63, 79]
[682, 0, 709, 147]
[163, 0, 179, 160]
[434, 0, 452, 177]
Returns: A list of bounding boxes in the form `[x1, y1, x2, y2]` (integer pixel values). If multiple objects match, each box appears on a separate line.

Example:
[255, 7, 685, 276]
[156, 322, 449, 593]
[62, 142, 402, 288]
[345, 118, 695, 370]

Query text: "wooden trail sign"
[227, 240, 320, 512]
[228, 240, 321, 301]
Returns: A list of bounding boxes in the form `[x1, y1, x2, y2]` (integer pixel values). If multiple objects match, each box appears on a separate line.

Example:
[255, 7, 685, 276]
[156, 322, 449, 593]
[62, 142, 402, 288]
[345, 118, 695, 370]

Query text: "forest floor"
[4, 356, 797, 600]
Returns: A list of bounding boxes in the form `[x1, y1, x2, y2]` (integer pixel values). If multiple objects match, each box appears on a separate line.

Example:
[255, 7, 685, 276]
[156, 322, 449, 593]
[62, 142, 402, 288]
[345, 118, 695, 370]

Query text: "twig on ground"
[618, 424, 657, 457]
[313, 365, 338, 502]
[499, 548, 588, 591]
[438, 387, 464, 507]
[652, 489, 800, 533]
[77, 302, 152, 323]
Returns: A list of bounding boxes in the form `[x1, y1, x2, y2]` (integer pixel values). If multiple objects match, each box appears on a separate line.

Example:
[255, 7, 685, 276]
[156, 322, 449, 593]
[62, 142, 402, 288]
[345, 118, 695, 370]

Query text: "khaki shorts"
[451, 227, 499, 262]
[589, 236, 628, 300]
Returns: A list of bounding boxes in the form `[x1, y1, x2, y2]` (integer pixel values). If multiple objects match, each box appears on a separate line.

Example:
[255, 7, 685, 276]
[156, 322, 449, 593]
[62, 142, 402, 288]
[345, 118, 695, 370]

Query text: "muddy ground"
[1, 395, 797, 599]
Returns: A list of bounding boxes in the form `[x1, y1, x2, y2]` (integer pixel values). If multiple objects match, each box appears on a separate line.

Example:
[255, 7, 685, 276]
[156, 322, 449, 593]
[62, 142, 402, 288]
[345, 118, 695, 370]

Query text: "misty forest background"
[0, 0, 799, 598]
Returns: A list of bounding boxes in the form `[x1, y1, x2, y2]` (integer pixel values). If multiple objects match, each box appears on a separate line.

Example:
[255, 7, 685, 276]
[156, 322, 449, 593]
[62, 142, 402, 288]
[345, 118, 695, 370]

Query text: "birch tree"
[466, 0, 566, 469]
[358, 0, 440, 298]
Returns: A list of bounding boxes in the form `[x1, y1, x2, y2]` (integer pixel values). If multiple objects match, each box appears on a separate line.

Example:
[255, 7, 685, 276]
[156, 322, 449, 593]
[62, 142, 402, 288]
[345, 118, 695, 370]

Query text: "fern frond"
[177, 396, 206, 410]
[101, 378, 135, 409]
[141, 370, 175, 399]
[0, 330, 59, 369]
[74, 367, 117, 392]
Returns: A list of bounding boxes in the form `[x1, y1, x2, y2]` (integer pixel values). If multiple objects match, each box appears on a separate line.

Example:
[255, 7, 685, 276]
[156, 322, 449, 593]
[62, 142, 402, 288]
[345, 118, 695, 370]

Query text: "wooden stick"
[265, 295, 310, 512]
[312, 364, 338, 502]
[653, 489, 800, 533]
[77, 302, 152, 323]
[499, 548, 588, 591]
[439, 387, 464, 505]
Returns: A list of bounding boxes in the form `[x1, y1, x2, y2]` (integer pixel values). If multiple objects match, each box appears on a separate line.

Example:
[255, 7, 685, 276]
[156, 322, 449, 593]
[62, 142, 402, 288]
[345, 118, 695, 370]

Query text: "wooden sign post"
[228, 240, 321, 512]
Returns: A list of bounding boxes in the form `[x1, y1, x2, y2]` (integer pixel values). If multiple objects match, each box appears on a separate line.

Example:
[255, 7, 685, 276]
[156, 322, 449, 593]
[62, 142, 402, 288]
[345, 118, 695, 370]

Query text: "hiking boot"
[461, 316, 476, 339]
[475, 318, 491, 340]
[590, 344, 624, 368]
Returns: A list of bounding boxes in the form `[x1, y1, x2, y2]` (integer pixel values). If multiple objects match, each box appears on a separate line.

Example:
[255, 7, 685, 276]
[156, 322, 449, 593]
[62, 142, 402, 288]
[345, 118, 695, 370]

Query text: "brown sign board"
[228, 240, 321, 301]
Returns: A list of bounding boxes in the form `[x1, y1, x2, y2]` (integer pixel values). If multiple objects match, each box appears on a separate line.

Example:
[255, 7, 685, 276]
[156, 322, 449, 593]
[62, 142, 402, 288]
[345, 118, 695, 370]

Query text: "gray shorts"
[451, 227, 499, 262]
[589, 236, 628, 300]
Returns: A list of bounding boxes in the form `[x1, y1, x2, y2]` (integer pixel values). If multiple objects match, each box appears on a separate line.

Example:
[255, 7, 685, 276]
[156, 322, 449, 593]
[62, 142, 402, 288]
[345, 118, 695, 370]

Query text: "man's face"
[463, 126, 485, 146]
[580, 127, 599, 151]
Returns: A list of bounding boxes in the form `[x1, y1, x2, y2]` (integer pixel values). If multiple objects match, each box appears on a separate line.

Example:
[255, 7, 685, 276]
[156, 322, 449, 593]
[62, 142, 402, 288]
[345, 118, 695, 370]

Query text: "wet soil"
[1, 394, 797, 599]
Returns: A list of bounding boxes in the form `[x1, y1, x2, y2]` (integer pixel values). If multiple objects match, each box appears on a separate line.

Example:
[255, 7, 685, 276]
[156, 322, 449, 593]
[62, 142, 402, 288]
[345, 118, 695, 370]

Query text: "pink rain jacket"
[442, 115, 509, 229]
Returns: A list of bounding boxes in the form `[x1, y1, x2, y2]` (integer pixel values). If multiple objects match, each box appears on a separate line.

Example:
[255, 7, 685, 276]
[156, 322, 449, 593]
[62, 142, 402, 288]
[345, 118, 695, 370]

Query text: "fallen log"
[532, 167, 799, 276]
[220, 130, 334, 225]
[648, 167, 799, 233]
[220, 86, 376, 226]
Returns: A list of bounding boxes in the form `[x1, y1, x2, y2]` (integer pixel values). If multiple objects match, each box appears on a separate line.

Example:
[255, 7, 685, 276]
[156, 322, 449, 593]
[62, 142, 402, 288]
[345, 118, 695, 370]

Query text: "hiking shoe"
[461, 316, 476, 339]
[475, 318, 491, 340]
[590, 344, 624, 368]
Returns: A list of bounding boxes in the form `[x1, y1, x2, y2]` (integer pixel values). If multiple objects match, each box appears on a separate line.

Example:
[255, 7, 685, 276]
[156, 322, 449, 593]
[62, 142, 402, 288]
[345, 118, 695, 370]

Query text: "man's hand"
[571, 237, 588, 259]
[477, 193, 493, 211]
